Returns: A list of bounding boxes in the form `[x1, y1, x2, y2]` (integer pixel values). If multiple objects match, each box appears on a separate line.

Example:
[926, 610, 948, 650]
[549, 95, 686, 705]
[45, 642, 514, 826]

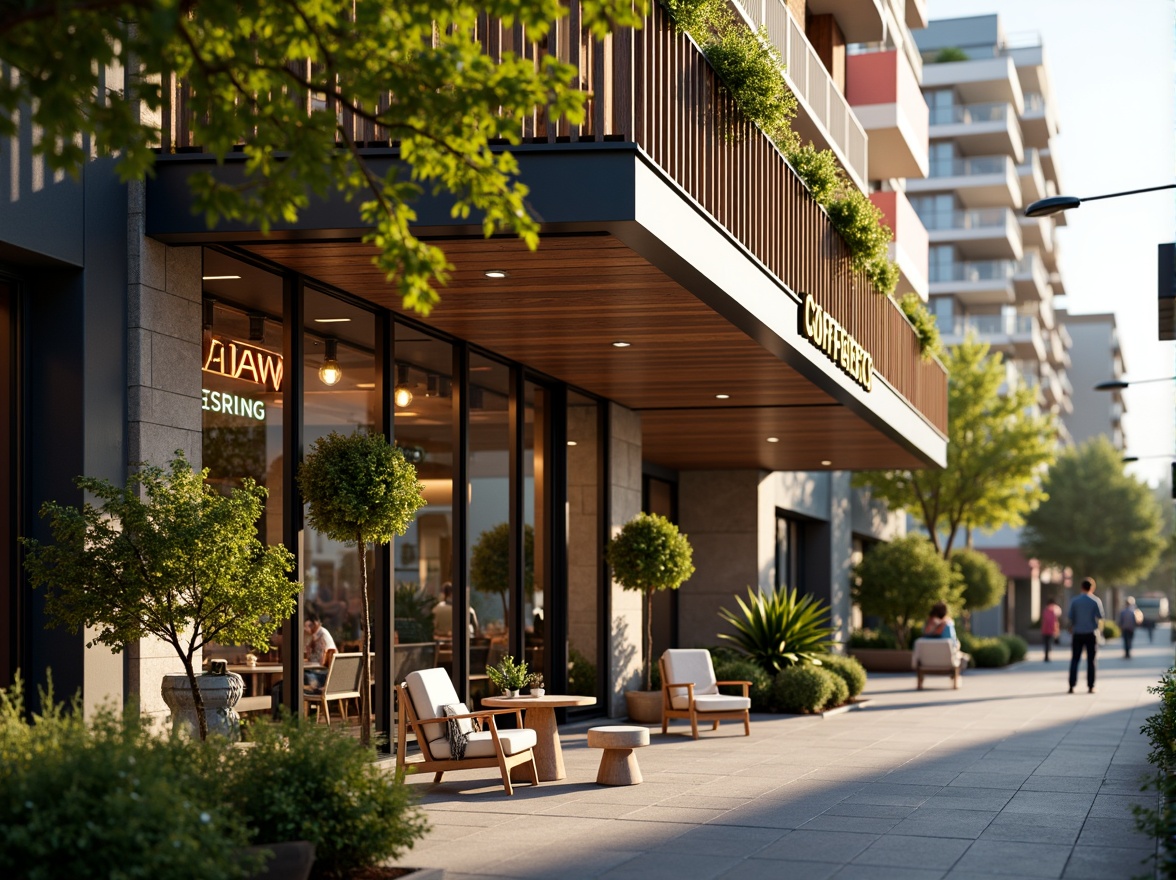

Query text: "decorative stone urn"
[161, 671, 245, 739]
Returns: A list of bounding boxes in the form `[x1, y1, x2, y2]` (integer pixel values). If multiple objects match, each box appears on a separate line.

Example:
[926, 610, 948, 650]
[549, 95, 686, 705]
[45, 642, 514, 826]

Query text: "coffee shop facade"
[0, 4, 946, 731]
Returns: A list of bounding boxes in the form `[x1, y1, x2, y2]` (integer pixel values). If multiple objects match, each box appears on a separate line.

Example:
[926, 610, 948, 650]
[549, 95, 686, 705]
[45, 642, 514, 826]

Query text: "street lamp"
[1025, 183, 1176, 218]
[1095, 376, 1176, 391]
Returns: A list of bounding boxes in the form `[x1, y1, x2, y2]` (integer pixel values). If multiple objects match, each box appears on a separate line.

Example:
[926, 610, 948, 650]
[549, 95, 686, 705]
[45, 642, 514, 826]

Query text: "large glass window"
[776, 512, 806, 594]
[523, 379, 548, 687]
[566, 393, 601, 699]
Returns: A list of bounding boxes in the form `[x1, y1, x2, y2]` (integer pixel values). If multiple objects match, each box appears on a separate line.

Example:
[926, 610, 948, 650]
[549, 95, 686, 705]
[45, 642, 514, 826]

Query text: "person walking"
[1041, 596, 1062, 662]
[1068, 577, 1105, 694]
[1118, 596, 1143, 659]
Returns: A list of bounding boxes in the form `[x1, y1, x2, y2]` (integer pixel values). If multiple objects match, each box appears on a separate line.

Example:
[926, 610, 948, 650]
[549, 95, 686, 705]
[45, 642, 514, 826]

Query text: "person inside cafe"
[269, 611, 337, 717]
[433, 582, 479, 638]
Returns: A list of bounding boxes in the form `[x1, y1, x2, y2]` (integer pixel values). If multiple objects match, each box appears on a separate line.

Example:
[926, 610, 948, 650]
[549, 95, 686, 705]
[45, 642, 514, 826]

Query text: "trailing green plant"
[1134, 667, 1176, 878]
[772, 664, 836, 714]
[225, 716, 428, 880]
[847, 627, 899, 650]
[825, 187, 898, 293]
[935, 47, 970, 63]
[0, 675, 255, 880]
[710, 650, 774, 711]
[487, 654, 530, 692]
[823, 670, 850, 710]
[897, 292, 943, 361]
[819, 654, 867, 699]
[717, 586, 835, 673]
[607, 513, 695, 690]
[997, 634, 1028, 663]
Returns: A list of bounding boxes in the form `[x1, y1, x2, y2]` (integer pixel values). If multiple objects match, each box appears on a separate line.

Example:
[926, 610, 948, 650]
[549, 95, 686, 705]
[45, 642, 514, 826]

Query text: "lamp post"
[1026, 184, 1176, 218]
[1095, 377, 1176, 392]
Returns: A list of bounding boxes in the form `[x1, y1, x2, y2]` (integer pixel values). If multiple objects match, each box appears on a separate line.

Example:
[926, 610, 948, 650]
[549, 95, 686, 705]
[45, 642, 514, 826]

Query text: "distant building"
[1060, 312, 1126, 451]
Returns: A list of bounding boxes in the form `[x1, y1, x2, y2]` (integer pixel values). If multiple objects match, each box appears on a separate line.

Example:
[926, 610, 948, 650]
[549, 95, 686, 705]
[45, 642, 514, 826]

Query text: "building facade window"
[775, 512, 806, 593]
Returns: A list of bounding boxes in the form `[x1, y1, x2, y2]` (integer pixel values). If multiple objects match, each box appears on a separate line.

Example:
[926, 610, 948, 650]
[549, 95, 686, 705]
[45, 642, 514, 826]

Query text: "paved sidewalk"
[394, 629, 1171, 879]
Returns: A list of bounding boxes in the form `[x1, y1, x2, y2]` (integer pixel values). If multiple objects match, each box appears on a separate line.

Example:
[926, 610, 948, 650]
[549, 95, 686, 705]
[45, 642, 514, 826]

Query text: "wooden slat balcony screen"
[161, 1, 947, 436]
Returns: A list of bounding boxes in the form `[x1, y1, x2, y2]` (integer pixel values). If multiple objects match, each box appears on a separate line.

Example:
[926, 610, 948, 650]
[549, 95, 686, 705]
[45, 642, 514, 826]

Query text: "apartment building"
[909, 15, 1072, 636]
[1, 1, 947, 728]
[1060, 312, 1127, 451]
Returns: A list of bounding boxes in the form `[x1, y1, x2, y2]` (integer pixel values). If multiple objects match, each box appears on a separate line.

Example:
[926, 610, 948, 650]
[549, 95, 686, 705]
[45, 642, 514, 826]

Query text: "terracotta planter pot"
[847, 648, 914, 673]
[624, 689, 663, 723]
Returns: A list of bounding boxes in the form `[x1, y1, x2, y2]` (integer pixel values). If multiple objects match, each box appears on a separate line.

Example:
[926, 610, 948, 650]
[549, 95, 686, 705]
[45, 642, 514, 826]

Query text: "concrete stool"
[587, 725, 650, 785]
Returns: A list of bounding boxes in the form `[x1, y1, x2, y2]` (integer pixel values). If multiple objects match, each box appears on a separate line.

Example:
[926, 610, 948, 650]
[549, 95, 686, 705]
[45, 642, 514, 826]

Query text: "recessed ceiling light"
[567, 440, 578, 446]
[766, 437, 779, 443]
[821, 460, 832, 466]
[201, 275, 241, 281]
[612, 341, 631, 348]
[355, 382, 375, 389]
[314, 317, 352, 324]
[715, 393, 730, 400]
[484, 270, 508, 279]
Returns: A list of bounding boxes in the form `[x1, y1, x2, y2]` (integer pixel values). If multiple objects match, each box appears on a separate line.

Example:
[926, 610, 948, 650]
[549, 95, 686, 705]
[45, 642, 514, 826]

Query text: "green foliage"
[608, 513, 695, 690]
[225, 717, 427, 879]
[771, 664, 835, 714]
[825, 187, 898, 294]
[1102, 619, 1122, 640]
[1136, 669, 1176, 879]
[853, 535, 963, 649]
[897, 292, 943, 360]
[959, 633, 1011, 667]
[0, 0, 645, 315]
[710, 649, 774, 711]
[935, 47, 971, 63]
[716, 586, 835, 673]
[1022, 436, 1166, 587]
[486, 654, 530, 692]
[568, 646, 597, 697]
[818, 654, 868, 699]
[787, 144, 843, 203]
[0, 676, 253, 880]
[951, 548, 1007, 614]
[855, 338, 1057, 556]
[393, 582, 436, 643]
[997, 634, 1028, 663]
[21, 451, 298, 740]
[470, 522, 535, 620]
[847, 628, 899, 650]
[823, 670, 850, 709]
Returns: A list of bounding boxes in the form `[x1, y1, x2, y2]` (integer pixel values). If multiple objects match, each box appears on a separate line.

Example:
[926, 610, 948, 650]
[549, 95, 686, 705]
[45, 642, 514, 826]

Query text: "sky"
[927, 0, 1176, 486]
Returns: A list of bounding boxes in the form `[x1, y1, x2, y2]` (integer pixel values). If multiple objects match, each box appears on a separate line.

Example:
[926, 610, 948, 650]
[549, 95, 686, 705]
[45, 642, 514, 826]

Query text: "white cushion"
[662, 649, 718, 709]
[405, 668, 461, 743]
[693, 694, 751, 712]
[428, 727, 537, 760]
[912, 638, 959, 670]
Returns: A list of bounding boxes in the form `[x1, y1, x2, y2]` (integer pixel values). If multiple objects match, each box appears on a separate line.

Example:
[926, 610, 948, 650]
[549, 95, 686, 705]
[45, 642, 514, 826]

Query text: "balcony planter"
[847, 648, 913, 673]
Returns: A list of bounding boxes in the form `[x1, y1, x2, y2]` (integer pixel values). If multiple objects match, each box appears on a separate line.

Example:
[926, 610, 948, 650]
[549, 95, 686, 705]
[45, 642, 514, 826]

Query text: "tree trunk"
[358, 532, 372, 747]
[644, 588, 654, 691]
[182, 654, 208, 741]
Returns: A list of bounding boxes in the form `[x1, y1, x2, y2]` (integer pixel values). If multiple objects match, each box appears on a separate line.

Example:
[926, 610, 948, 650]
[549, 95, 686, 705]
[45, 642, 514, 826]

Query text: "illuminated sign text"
[203, 338, 283, 391]
[202, 388, 266, 421]
[800, 293, 874, 392]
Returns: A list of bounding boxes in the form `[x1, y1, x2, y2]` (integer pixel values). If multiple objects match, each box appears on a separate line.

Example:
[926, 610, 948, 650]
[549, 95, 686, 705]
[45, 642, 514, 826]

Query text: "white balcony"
[1014, 252, 1049, 303]
[922, 207, 1022, 260]
[847, 49, 929, 180]
[1017, 149, 1047, 204]
[940, 313, 1045, 363]
[930, 258, 1015, 306]
[806, 0, 886, 42]
[1019, 215, 1053, 254]
[906, 154, 1023, 209]
[929, 101, 1024, 163]
[921, 55, 1024, 111]
[736, 0, 869, 191]
[1020, 91, 1059, 150]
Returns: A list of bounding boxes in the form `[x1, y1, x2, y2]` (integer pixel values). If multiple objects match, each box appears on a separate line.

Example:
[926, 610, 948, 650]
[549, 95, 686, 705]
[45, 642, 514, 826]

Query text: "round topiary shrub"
[823, 670, 849, 710]
[968, 638, 1011, 668]
[772, 664, 834, 714]
[998, 634, 1028, 663]
[1103, 620, 1121, 640]
[819, 654, 867, 699]
[711, 652, 773, 712]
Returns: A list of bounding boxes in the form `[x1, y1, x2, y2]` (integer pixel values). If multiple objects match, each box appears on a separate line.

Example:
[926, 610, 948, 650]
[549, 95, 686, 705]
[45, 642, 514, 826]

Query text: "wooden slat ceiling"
[243, 234, 931, 471]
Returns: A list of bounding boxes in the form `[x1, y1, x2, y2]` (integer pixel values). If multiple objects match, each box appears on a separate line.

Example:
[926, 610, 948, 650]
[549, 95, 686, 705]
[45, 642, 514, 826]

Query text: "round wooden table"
[482, 694, 596, 781]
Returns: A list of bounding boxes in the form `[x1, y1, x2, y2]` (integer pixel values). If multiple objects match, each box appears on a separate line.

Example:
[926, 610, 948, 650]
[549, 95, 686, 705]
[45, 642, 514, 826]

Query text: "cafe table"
[481, 694, 596, 781]
[223, 663, 284, 697]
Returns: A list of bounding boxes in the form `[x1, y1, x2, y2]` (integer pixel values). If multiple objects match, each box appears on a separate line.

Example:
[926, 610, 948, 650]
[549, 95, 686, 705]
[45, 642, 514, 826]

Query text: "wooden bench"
[912, 638, 964, 690]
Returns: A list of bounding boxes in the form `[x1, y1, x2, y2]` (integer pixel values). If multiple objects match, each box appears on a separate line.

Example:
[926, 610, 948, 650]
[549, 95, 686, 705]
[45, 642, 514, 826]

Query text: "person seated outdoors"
[921, 601, 970, 668]
[303, 610, 336, 692]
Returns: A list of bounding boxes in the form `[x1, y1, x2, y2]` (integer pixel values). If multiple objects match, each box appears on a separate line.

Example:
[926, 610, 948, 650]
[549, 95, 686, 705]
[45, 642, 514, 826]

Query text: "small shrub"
[1103, 620, 1122, 640]
[823, 670, 850, 709]
[967, 638, 1011, 668]
[848, 627, 898, 650]
[897, 292, 943, 361]
[225, 716, 428, 880]
[820, 654, 868, 699]
[935, 47, 970, 63]
[717, 586, 835, 673]
[711, 651, 773, 711]
[998, 634, 1028, 663]
[772, 664, 835, 714]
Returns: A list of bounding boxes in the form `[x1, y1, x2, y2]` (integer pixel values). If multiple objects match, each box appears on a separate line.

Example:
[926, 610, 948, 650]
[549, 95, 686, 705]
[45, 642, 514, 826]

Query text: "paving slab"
[391, 625, 1172, 878]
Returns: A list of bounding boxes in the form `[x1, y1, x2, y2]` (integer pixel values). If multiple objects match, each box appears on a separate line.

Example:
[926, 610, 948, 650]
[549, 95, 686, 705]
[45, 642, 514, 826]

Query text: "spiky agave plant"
[717, 586, 836, 673]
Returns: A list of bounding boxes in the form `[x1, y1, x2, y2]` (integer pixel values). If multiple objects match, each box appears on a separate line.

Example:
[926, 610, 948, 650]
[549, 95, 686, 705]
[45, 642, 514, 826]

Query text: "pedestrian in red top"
[1041, 597, 1062, 662]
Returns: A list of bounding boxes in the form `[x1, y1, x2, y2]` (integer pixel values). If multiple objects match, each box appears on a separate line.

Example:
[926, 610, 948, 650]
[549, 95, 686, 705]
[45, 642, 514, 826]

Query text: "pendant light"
[318, 338, 342, 386]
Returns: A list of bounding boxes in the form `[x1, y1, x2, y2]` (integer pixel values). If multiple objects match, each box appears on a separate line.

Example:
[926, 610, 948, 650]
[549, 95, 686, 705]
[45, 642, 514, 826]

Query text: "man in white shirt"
[303, 611, 337, 690]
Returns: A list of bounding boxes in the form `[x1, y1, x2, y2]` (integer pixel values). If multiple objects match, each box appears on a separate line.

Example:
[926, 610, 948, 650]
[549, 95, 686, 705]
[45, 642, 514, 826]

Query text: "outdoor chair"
[303, 651, 363, 724]
[912, 637, 964, 689]
[659, 649, 752, 739]
[396, 667, 539, 795]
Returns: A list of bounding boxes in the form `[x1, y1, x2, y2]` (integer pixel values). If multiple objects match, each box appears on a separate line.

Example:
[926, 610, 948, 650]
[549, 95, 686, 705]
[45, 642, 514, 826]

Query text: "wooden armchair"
[912, 638, 964, 690]
[303, 651, 362, 725]
[396, 668, 539, 796]
[660, 649, 752, 739]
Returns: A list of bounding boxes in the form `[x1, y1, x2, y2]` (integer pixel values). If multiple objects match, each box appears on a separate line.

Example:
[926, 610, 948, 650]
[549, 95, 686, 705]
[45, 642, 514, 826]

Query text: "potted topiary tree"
[470, 521, 533, 626]
[607, 513, 695, 722]
[21, 452, 299, 740]
[298, 430, 426, 746]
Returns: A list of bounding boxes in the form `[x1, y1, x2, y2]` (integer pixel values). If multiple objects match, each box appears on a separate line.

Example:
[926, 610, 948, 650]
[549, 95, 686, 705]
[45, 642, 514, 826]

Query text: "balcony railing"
[919, 207, 1014, 232]
[931, 259, 1016, 284]
[159, 2, 945, 432]
[928, 155, 1012, 178]
[929, 101, 1010, 126]
[941, 313, 1036, 338]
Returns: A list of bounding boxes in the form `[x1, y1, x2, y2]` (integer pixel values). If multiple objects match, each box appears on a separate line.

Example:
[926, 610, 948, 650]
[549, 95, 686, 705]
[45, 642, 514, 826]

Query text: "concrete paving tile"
[706, 806, 810, 829]
[980, 812, 1084, 845]
[649, 824, 786, 857]
[922, 787, 1016, 812]
[799, 814, 904, 834]
[851, 833, 971, 869]
[533, 800, 646, 819]
[625, 805, 734, 825]
[890, 807, 998, 839]
[823, 802, 917, 819]
[879, 768, 961, 786]
[834, 865, 946, 880]
[483, 849, 641, 880]
[952, 839, 1072, 877]
[1088, 792, 1153, 818]
[1061, 844, 1158, 879]
[842, 782, 943, 806]
[657, 793, 757, 810]
[1002, 789, 1096, 816]
[1020, 775, 1103, 794]
[753, 829, 879, 863]
[1077, 816, 1157, 850]
[595, 850, 740, 880]
[948, 772, 1030, 789]
[725, 859, 840, 880]
[944, 873, 1058, 880]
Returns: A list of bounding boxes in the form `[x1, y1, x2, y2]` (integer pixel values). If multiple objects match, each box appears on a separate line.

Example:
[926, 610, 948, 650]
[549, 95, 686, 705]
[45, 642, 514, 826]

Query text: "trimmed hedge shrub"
[848, 628, 898, 650]
[823, 671, 850, 710]
[967, 638, 1011, 668]
[819, 654, 868, 699]
[998, 634, 1028, 663]
[1103, 620, 1122, 640]
[711, 651, 774, 712]
[772, 664, 835, 714]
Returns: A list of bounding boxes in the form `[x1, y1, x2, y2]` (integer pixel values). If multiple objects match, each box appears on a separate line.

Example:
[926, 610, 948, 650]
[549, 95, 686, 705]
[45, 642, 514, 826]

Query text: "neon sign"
[202, 388, 266, 421]
[203, 337, 283, 391]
